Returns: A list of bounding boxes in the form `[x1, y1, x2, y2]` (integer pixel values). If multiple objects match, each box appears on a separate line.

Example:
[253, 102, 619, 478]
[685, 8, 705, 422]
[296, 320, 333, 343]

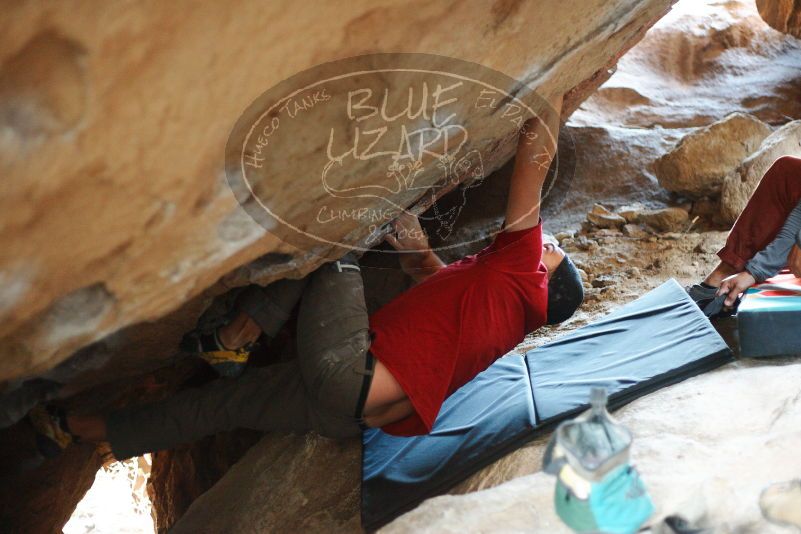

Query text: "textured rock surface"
[171, 434, 362, 534]
[383, 361, 801, 533]
[587, 204, 627, 228]
[721, 120, 801, 223]
[570, 0, 801, 130]
[0, 358, 206, 533]
[637, 207, 690, 232]
[149, 430, 262, 532]
[0, 0, 675, 384]
[655, 112, 772, 198]
[757, 0, 801, 37]
[0, 431, 103, 533]
[548, 0, 801, 232]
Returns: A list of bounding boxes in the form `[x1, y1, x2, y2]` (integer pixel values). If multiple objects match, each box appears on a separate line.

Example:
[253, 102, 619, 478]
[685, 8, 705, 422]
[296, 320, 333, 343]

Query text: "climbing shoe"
[181, 329, 254, 378]
[28, 404, 73, 458]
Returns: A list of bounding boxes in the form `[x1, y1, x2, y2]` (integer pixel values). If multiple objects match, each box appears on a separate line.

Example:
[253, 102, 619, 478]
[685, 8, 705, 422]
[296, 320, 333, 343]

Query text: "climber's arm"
[720, 200, 801, 306]
[504, 94, 563, 232]
[745, 200, 801, 282]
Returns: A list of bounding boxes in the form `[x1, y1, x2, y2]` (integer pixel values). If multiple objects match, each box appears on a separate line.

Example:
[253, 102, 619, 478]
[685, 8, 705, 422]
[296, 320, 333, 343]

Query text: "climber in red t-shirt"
[369, 93, 582, 434]
[30, 94, 584, 460]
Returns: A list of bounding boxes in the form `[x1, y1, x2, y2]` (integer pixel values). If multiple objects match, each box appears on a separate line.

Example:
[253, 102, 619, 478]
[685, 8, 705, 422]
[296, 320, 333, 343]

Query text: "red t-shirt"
[369, 223, 548, 436]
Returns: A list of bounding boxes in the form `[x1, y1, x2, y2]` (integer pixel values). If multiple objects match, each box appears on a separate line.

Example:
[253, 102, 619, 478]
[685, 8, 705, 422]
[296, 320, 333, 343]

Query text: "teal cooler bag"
[738, 273, 801, 357]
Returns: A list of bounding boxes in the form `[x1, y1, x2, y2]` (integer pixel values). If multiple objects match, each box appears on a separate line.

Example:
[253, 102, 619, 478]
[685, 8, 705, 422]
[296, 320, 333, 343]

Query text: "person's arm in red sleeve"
[385, 212, 446, 284]
[503, 94, 563, 233]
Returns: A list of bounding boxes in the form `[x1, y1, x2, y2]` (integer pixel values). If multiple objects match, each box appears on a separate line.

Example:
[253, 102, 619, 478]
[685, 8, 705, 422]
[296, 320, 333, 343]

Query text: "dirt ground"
[520, 226, 728, 351]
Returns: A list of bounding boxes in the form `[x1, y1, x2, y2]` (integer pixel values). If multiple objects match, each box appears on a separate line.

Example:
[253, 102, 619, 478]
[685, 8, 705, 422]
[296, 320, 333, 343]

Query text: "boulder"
[617, 202, 649, 223]
[616, 205, 690, 233]
[655, 113, 771, 198]
[570, 0, 801, 128]
[0, 0, 677, 386]
[552, 0, 801, 230]
[638, 207, 690, 233]
[170, 434, 362, 534]
[622, 223, 650, 239]
[757, 0, 801, 38]
[721, 120, 801, 223]
[541, 126, 680, 231]
[586, 204, 627, 229]
[148, 430, 263, 531]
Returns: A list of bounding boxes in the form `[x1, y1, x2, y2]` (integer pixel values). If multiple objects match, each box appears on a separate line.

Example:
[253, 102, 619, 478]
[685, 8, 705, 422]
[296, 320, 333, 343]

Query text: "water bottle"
[542, 388, 654, 533]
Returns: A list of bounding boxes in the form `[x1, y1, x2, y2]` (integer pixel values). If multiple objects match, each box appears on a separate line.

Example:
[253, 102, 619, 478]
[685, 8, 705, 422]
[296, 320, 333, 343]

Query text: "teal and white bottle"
[542, 388, 654, 534]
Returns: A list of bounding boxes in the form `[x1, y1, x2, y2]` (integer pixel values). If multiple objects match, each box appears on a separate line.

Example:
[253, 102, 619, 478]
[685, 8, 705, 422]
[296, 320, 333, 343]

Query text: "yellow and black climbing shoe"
[28, 404, 74, 458]
[181, 330, 253, 378]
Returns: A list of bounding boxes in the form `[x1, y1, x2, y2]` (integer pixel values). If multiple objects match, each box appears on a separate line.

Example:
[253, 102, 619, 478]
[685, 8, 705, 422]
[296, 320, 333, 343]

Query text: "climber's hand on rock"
[788, 244, 801, 278]
[385, 212, 445, 283]
[385, 212, 429, 253]
[717, 271, 756, 308]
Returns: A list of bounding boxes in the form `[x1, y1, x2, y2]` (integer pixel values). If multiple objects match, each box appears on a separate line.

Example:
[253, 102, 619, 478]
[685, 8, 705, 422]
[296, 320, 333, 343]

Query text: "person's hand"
[385, 212, 444, 282]
[717, 271, 756, 307]
[385, 212, 431, 275]
[788, 244, 801, 278]
[384, 212, 429, 253]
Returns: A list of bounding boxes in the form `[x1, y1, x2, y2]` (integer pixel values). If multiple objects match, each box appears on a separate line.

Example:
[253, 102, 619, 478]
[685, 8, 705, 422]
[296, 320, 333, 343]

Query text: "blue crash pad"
[361, 280, 732, 530]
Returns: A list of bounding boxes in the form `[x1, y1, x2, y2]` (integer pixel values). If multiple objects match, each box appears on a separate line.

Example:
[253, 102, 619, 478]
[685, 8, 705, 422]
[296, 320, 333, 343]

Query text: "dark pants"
[719, 156, 801, 268]
[107, 261, 374, 460]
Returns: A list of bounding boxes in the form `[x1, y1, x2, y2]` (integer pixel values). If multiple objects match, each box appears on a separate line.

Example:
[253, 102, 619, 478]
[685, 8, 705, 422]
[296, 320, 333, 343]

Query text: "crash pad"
[738, 272, 801, 357]
[361, 280, 733, 530]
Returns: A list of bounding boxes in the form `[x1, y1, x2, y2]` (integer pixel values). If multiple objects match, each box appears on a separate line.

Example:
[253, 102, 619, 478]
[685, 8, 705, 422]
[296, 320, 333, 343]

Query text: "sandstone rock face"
[171, 434, 362, 534]
[655, 113, 771, 198]
[570, 0, 801, 130]
[0, 435, 102, 533]
[586, 204, 627, 228]
[757, 0, 801, 38]
[636, 207, 690, 233]
[0, 0, 676, 386]
[148, 430, 262, 531]
[721, 120, 801, 223]
[549, 0, 801, 232]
